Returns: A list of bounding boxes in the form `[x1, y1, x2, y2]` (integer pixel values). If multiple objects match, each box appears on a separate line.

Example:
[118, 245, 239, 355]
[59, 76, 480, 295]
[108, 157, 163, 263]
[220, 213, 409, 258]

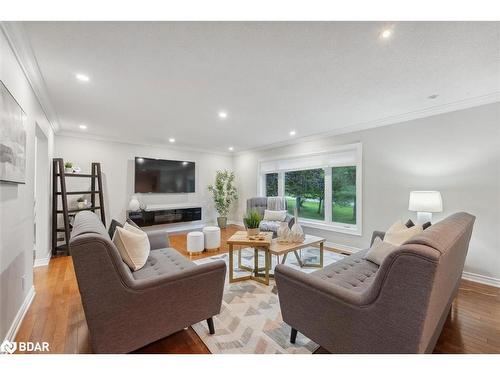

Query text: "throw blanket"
[267, 196, 286, 211]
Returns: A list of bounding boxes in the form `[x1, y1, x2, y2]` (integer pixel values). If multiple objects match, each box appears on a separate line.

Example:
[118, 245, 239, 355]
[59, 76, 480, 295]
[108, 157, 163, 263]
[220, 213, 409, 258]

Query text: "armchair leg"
[290, 327, 298, 344]
[207, 317, 215, 334]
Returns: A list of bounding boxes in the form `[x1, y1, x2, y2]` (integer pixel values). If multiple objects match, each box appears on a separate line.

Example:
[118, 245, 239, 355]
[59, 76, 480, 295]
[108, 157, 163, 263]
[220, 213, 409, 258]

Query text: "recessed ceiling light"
[218, 111, 228, 119]
[380, 28, 393, 39]
[428, 94, 439, 99]
[168, 138, 176, 143]
[75, 73, 90, 82]
[79, 124, 87, 130]
[182, 161, 188, 166]
[228, 146, 234, 151]
[289, 130, 296, 136]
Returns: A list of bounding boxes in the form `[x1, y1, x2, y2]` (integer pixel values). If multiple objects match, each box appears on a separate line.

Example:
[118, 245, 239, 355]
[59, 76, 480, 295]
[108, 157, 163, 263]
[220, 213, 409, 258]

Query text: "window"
[332, 166, 356, 225]
[258, 143, 362, 235]
[265, 173, 278, 197]
[285, 169, 325, 221]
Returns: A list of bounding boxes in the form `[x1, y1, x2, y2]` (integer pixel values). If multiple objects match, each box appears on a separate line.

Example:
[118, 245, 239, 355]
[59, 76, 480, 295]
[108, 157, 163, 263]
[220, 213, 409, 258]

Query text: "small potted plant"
[64, 161, 73, 173]
[244, 210, 261, 237]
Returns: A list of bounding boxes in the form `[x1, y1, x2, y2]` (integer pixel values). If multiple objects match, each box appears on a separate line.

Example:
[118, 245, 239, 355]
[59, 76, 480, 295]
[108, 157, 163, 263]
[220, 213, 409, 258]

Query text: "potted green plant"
[64, 161, 73, 173]
[244, 210, 262, 236]
[208, 170, 238, 229]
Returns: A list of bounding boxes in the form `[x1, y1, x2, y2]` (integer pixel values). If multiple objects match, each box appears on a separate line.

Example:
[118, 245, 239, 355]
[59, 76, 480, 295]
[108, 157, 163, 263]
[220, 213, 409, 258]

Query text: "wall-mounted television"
[134, 157, 195, 193]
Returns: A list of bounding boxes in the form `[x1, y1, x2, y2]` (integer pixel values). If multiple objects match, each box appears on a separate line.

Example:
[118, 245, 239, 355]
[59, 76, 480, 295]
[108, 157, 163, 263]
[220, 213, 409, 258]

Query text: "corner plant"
[208, 170, 238, 218]
[244, 210, 261, 229]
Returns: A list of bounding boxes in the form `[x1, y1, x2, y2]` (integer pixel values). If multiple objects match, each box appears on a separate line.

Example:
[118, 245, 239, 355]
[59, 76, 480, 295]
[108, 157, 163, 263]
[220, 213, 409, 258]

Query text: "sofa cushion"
[113, 223, 150, 271]
[108, 219, 123, 239]
[263, 210, 287, 222]
[363, 237, 397, 265]
[259, 220, 281, 233]
[311, 250, 379, 292]
[132, 248, 196, 280]
[384, 220, 423, 246]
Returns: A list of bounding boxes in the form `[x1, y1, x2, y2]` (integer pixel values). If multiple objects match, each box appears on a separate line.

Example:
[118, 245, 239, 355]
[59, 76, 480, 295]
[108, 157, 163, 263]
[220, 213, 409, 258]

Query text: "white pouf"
[187, 231, 205, 254]
[203, 226, 221, 252]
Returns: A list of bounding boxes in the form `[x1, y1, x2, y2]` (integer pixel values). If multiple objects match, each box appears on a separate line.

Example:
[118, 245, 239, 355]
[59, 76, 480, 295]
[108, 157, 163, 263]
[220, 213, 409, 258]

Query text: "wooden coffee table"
[226, 231, 325, 285]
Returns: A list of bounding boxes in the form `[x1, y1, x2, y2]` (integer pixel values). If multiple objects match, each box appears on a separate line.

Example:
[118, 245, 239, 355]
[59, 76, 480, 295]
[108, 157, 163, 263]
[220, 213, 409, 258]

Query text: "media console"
[127, 206, 202, 227]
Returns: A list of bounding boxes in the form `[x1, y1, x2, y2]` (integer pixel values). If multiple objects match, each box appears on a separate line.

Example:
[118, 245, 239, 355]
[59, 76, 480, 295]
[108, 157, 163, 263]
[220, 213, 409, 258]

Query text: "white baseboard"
[325, 241, 361, 255]
[461, 271, 500, 288]
[3, 286, 35, 343]
[33, 255, 51, 268]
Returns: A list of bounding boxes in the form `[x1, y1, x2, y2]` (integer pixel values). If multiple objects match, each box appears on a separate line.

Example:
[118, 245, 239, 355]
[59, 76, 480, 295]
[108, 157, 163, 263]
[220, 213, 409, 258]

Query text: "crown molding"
[56, 130, 233, 157]
[235, 92, 500, 155]
[0, 21, 60, 132]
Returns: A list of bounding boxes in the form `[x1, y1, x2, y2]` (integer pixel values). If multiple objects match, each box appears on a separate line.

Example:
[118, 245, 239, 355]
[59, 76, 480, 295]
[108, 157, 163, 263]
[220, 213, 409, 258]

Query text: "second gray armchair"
[245, 197, 295, 237]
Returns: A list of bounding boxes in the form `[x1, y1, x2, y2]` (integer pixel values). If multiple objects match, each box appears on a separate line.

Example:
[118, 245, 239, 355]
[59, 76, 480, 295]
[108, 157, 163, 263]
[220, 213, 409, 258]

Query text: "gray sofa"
[69, 211, 226, 353]
[245, 197, 295, 237]
[275, 212, 475, 353]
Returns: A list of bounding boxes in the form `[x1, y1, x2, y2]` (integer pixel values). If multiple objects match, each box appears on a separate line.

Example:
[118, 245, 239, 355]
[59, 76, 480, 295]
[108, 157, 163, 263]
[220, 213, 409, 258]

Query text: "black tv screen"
[135, 157, 195, 193]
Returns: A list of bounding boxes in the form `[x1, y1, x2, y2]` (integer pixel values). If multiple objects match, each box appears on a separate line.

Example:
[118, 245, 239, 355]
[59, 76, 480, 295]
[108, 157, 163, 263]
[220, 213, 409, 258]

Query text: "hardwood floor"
[15, 225, 500, 354]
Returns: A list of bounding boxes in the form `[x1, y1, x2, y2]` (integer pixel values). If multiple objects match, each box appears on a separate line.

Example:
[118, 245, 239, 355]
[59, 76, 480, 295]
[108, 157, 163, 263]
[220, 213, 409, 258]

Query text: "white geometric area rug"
[192, 248, 344, 354]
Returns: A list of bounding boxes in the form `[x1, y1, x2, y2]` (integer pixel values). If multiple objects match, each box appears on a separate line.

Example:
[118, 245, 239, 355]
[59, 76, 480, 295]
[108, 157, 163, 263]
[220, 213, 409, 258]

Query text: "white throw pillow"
[112, 223, 150, 271]
[263, 210, 287, 222]
[364, 237, 397, 265]
[383, 220, 423, 246]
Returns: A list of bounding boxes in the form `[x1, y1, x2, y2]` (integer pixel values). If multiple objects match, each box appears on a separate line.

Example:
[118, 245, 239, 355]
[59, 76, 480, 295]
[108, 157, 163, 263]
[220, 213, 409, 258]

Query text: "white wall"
[34, 125, 50, 262]
[54, 135, 234, 230]
[233, 103, 500, 284]
[0, 29, 55, 340]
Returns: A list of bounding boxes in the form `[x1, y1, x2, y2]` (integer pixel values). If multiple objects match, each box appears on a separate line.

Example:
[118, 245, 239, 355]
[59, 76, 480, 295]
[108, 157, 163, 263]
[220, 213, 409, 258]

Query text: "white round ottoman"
[203, 226, 221, 253]
[187, 231, 204, 254]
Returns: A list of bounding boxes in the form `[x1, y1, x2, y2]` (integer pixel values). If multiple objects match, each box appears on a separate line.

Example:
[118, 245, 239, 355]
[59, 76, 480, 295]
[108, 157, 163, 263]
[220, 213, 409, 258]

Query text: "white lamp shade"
[408, 191, 443, 213]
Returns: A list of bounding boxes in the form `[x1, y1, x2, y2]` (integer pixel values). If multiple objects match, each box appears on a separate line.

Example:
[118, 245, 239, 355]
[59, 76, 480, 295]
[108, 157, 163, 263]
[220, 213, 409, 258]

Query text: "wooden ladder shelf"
[51, 158, 106, 255]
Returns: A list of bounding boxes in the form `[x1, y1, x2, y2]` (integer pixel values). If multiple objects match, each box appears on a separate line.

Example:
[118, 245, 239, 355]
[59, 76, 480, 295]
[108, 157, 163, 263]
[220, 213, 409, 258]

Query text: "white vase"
[289, 208, 305, 243]
[128, 196, 140, 211]
[277, 222, 290, 242]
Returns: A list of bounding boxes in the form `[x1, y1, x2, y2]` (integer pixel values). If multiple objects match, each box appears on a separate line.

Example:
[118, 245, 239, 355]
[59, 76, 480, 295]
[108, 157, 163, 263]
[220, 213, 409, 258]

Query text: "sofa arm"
[370, 231, 385, 246]
[145, 228, 170, 250]
[285, 214, 295, 228]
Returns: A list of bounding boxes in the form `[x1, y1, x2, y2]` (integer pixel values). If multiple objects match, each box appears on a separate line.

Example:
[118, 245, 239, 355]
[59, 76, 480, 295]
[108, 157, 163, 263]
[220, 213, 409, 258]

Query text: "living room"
[1, 1, 499, 372]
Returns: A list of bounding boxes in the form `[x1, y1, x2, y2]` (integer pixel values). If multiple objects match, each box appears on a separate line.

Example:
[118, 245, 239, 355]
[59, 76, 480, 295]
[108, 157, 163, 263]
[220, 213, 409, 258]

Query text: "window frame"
[258, 143, 362, 236]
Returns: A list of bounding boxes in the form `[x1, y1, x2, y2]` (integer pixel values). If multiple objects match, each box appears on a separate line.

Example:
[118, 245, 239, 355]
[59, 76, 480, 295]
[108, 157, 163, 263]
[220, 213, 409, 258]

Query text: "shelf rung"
[57, 173, 95, 178]
[57, 206, 101, 214]
[56, 191, 100, 195]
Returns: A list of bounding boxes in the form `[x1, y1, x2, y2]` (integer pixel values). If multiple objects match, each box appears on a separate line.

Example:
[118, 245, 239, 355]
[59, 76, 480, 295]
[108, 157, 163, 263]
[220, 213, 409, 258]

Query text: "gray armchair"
[275, 212, 475, 353]
[69, 211, 226, 353]
[244, 197, 295, 237]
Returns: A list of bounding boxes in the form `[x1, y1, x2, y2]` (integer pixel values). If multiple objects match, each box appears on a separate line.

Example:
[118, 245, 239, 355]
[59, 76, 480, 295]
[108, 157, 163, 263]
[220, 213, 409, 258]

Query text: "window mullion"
[324, 167, 332, 223]
[278, 171, 285, 197]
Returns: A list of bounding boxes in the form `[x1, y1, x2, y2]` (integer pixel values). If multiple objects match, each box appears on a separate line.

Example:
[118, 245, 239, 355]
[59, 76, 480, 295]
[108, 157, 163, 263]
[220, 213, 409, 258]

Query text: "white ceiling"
[22, 21, 500, 153]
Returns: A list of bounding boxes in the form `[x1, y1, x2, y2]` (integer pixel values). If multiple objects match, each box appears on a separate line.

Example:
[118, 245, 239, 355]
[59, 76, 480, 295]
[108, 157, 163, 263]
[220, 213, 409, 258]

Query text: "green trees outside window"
[332, 166, 356, 224]
[285, 169, 325, 220]
[265, 173, 278, 197]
